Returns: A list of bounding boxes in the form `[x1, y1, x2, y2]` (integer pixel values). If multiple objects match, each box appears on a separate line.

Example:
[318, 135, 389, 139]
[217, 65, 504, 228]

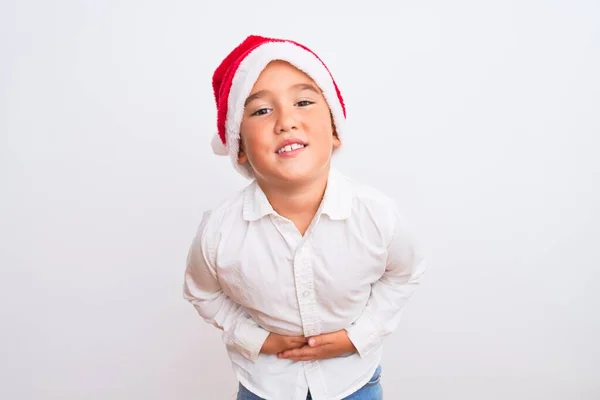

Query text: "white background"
[2, 1, 599, 399]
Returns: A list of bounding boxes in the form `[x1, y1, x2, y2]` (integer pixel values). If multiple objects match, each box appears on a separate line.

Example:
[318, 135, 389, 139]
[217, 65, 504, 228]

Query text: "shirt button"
[303, 291, 310, 298]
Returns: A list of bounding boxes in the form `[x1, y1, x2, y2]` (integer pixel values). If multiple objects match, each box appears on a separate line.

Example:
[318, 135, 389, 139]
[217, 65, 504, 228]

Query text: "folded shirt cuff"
[230, 320, 270, 361]
[345, 312, 383, 358]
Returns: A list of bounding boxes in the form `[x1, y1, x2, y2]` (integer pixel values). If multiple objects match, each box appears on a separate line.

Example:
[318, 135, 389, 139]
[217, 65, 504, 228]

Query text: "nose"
[274, 106, 298, 134]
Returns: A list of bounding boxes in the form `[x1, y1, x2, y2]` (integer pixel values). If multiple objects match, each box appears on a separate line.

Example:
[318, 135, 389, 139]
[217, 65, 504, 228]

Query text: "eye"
[296, 100, 315, 107]
[250, 108, 271, 116]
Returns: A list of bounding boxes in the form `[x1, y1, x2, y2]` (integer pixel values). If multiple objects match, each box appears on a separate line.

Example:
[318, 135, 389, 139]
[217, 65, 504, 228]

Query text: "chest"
[214, 216, 388, 310]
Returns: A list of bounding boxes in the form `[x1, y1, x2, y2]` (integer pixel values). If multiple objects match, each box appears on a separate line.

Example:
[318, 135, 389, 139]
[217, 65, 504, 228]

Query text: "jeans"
[237, 365, 383, 400]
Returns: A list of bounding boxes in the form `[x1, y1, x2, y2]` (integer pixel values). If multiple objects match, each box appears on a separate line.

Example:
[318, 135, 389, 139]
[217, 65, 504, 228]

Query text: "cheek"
[241, 123, 267, 152]
[311, 118, 335, 145]
[305, 109, 332, 134]
[241, 136, 275, 171]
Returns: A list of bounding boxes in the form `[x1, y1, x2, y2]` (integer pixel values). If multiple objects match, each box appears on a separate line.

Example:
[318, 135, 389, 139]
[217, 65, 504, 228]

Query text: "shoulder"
[338, 172, 397, 213]
[336, 171, 409, 242]
[192, 182, 253, 241]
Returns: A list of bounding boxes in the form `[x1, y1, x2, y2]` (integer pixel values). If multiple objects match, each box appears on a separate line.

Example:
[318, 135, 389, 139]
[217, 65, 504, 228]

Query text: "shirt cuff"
[229, 319, 270, 362]
[345, 311, 383, 358]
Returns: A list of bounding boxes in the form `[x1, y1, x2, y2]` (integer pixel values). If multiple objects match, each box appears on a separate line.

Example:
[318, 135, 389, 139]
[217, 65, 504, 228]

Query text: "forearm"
[183, 211, 269, 361]
[345, 262, 425, 357]
[184, 277, 270, 361]
[346, 207, 426, 357]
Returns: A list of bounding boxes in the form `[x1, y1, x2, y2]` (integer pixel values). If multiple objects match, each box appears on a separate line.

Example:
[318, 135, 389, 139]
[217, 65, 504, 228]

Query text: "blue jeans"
[237, 365, 383, 399]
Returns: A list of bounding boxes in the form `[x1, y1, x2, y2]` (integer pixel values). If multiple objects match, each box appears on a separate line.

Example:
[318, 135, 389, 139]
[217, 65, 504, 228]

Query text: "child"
[183, 35, 426, 400]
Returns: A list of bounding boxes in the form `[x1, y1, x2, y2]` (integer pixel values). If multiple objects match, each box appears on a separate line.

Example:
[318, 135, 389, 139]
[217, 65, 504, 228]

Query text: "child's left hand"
[277, 329, 356, 361]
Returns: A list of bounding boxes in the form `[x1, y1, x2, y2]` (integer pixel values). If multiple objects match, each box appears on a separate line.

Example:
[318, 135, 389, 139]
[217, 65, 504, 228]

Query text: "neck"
[257, 169, 330, 224]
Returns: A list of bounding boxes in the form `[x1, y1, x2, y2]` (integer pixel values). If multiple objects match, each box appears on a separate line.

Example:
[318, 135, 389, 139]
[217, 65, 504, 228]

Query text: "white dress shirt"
[183, 168, 425, 400]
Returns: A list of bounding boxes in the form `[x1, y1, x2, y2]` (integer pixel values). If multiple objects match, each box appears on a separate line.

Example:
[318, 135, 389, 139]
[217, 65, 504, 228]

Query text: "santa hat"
[210, 34, 347, 179]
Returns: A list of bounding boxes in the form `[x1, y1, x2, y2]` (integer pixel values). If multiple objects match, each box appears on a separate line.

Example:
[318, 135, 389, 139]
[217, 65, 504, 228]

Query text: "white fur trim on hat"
[223, 41, 346, 179]
[211, 132, 228, 156]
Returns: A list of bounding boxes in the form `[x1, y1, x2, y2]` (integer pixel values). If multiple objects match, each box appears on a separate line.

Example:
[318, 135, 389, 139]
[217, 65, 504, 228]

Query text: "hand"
[277, 329, 357, 361]
[260, 333, 308, 355]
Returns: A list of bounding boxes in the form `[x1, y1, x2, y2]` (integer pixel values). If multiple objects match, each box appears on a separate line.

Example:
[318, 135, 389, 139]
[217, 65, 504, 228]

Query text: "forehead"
[252, 60, 317, 89]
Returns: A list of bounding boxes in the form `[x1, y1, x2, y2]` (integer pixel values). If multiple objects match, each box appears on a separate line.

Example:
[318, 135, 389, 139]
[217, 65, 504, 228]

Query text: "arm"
[183, 211, 270, 362]
[279, 205, 426, 362]
[344, 206, 426, 358]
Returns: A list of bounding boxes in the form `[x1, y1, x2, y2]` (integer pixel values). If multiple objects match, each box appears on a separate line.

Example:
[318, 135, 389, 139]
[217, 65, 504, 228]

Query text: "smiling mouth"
[277, 143, 307, 154]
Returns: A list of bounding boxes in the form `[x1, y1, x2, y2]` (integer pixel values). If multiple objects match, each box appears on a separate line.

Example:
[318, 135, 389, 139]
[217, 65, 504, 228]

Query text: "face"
[238, 60, 340, 185]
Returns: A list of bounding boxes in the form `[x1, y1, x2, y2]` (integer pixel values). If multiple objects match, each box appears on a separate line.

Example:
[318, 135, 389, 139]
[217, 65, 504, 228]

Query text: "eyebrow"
[244, 83, 320, 107]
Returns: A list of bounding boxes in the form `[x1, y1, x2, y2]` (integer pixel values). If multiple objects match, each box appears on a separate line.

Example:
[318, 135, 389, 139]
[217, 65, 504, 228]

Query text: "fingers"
[308, 332, 335, 347]
[270, 335, 307, 353]
[285, 336, 308, 349]
[271, 332, 340, 356]
[278, 345, 319, 361]
[284, 354, 317, 361]
[288, 341, 306, 350]
[274, 334, 306, 343]
[272, 330, 351, 360]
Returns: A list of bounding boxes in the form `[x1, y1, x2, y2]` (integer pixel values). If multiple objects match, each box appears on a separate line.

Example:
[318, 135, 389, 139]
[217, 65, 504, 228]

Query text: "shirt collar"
[320, 168, 353, 220]
[242, 180, 276, 221]
[242, 168, 353, 222]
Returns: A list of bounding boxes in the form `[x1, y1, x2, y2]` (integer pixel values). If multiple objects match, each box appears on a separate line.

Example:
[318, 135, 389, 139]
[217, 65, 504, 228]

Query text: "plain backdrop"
[1, 1, 599, 399]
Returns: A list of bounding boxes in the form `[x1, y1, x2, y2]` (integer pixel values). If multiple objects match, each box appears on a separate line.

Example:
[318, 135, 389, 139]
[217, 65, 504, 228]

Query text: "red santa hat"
[210, 34, 347, 179]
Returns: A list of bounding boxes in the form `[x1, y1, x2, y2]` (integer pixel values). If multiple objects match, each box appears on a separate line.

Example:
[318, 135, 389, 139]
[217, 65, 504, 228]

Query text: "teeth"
[278, 143, 305, 153]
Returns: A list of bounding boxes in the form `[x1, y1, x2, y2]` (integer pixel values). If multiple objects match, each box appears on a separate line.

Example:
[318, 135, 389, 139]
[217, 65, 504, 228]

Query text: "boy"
[183, 35, 425, 400]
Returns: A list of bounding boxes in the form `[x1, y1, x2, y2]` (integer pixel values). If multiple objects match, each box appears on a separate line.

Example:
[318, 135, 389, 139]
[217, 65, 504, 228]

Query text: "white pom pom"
[211, 133, 228, 156]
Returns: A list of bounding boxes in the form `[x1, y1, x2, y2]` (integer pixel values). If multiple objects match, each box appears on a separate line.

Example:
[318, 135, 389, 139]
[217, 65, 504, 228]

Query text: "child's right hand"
[260, 333, 308, 355]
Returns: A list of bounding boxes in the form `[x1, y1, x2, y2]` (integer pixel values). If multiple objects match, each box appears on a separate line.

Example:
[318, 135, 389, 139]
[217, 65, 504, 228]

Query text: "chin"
[253, 157, 331, 184]
[280, 164, 329, 183]
[270, 169, 306, 182]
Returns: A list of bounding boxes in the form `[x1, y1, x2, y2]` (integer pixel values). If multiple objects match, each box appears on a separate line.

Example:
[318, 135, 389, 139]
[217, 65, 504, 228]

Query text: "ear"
[237, 137, 248, 164]
[329, 111, 341, 149]
[332, 130, 341, 150]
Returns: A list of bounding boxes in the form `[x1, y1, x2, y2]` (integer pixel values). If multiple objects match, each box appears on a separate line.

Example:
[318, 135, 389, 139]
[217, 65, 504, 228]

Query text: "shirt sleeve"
[183, 211, 270, 362]
[345, 205, 426, 358]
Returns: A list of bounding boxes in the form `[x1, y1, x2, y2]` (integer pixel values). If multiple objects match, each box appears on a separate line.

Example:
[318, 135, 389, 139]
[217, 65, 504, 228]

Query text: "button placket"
[293, 242, 321, 338]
